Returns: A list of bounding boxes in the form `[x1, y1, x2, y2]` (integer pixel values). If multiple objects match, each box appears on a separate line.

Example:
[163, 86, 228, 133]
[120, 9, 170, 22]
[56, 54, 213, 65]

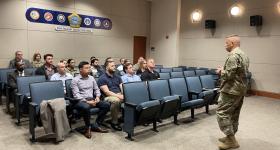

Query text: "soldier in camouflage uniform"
[216, 35, 249, 150]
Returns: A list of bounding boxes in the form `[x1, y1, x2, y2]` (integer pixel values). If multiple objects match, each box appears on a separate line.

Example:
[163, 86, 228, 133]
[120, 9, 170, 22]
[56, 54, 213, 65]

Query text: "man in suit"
[7, 60, 32, 113]
[9, 51, 32, 68]
[35, 54, 57, 80]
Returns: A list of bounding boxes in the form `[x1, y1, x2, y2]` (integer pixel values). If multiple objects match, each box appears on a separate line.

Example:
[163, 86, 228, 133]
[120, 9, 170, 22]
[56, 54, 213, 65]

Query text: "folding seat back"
[187, 67, 197, 70]
[159, 72, 170, 80]
[185, 76, 203, 98]
[17, 76, 46, 97]
[148, 80, 170, 100]
[178, 66, 187, 71]
[160, 68, 172, 73]
[186, 77, 214, 113]
[30, 81, 65, 113]
[172, 67, 183, 72]
[170, 72, 184, 78]
[199, 75, 216, 90]
[184, 70, 195, 77]
[123, 82, 161, 140]
[154, 68, 160, 73]
[195, 69, 207, 76]
[0, 68, 15, 105]
[29, 81, 65, 142]
[25, 68, 37, 75]
[169, 78, 205, 118]
[208, 69, 219, 80]
[0, 68, 15, 90]
[199, 75, 219, 104]
[168, 78, 189, 103]
[15, 75, 46, 124]
[148, 80, 180, 120]
[155, 65, 163, 69]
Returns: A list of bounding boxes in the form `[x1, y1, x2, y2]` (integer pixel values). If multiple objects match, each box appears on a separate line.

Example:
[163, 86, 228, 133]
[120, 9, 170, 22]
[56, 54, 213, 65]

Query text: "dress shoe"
[92, 127, 109, 133]
[111, 123, 122, 131]
[84, 128, 91, 139]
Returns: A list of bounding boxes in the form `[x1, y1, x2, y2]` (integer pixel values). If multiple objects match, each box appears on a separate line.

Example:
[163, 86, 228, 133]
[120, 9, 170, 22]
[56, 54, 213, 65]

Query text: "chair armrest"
[15, 93, 23, 97]
[202, 88, 211, 91]
[65, 97, 79, 103]
[29, 102, 38, 108]
[173, 94, 182, 99]
[188, 91, 200, 96]
[125, 102, 137, 108]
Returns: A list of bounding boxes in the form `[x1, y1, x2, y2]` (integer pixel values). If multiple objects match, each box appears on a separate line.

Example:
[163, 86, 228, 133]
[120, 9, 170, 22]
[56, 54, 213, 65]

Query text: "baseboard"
[250, 90, 280, 99]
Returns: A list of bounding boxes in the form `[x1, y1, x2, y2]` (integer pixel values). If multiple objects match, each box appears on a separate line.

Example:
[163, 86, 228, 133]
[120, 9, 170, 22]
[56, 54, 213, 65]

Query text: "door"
[133, 36, 146, 64]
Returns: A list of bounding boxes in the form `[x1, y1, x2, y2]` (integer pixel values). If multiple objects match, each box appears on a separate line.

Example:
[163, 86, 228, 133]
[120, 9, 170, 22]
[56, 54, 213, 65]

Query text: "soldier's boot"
[218, 136, 228, 143]
[218, 135, 240, 150]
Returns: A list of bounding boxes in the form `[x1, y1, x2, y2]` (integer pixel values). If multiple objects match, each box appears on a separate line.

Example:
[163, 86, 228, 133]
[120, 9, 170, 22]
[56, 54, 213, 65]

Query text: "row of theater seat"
[122, 76, 219, 140]
[0, 67, 219, 142]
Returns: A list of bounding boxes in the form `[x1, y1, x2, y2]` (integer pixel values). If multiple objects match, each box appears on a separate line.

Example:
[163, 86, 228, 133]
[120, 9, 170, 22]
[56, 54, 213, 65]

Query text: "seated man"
[50, 62, 73, 93]
[9, 50, 32, 68]
[90, 58, 104, 78]
[65, 59, 78, 76]
[35, 54, 57, 80]
[98, 60, 123, 131]
[8, 60, 32, 113]
[71, 61, 110, 139]
[140, 58, 160, 81]
[121, 62, 141, 83]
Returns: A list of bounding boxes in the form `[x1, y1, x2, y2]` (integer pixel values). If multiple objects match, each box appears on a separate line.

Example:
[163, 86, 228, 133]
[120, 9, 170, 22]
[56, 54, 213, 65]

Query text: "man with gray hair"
[216, 35, 249, 150]
[50, 62, 73, 93]
[9, 50, 32, 68]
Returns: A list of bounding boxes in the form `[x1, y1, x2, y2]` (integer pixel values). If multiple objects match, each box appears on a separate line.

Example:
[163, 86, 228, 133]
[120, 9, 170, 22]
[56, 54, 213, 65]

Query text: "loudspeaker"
[205, 20, 216, 29]
[250, 15, 262, 26]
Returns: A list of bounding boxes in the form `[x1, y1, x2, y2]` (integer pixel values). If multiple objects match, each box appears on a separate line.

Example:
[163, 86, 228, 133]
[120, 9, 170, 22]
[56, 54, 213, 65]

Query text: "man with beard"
[35, 54, 57, 80]
[98, 60, 123, 131]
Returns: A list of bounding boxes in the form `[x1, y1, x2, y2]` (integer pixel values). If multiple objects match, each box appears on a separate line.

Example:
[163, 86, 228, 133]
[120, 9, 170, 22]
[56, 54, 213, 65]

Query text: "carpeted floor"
[0, 95, 279, 150]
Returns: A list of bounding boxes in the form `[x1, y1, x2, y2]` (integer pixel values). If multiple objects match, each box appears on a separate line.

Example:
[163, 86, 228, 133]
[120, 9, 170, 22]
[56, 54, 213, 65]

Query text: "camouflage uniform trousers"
[216, 92, 244, 136]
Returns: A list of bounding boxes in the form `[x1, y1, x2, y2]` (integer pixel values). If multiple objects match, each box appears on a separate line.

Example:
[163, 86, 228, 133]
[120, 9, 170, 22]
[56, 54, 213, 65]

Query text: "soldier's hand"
[216, 66, 223, 74]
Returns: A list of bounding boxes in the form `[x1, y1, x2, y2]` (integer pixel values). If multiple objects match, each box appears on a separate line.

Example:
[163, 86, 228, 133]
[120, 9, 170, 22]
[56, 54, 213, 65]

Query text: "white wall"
[0, 0, 151, 67]
[180, 0, 280, 93]
[150, 0, 181, 67]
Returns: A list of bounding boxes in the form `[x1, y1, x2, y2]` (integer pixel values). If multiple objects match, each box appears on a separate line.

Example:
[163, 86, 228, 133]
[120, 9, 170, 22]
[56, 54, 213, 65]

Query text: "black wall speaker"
[250, 15, 262, 26]
[205, 20, 216, 29]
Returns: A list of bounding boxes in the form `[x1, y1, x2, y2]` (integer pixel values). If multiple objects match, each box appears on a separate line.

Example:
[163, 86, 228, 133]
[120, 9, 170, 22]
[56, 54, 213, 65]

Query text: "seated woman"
[136, 60, 147, 76]
[31, 52, 43, 68]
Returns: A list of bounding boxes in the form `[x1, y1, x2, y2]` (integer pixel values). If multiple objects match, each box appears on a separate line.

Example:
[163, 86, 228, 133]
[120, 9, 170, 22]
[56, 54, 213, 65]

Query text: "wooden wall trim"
[250, 90, 280, 100]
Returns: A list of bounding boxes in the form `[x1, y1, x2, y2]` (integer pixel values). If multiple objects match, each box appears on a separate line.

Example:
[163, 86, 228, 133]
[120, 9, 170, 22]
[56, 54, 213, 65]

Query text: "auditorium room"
[0, 0, 279, 150]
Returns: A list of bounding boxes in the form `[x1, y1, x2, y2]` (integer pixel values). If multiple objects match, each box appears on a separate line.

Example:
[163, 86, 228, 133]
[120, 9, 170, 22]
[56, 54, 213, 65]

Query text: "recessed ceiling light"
[191, 10, 202, 23]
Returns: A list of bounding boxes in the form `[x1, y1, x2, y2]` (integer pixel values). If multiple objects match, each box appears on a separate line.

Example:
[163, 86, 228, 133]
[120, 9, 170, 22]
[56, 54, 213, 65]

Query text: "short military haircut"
[78, 61, 89, 69]
[226, 34, 240, 46]
[43, 54, 53, 60]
